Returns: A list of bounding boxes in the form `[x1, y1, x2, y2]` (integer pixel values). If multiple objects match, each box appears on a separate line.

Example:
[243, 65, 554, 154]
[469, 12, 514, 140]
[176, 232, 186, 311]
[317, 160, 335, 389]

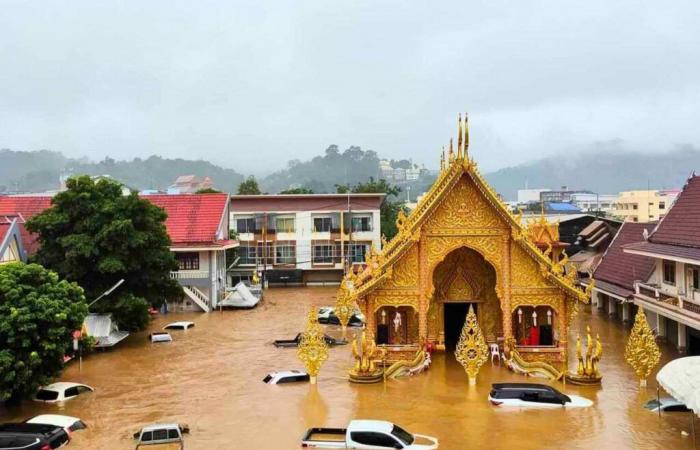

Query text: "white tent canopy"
[656, 356, 700, 417]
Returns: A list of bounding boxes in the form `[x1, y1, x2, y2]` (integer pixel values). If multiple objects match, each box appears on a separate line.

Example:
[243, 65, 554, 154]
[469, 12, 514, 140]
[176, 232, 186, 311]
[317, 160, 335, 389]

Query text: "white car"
[644, 397, 690, 413]
[488, 383, 593, 408]
[25, 414, 87, 433]
[133, 423, 189, 449]
[263, 370, 310, 384]
[34, 382, 94, 403]
[149, 332, 173, 343]
[163, 321, 194, 331]
[302, 420, 438, 449]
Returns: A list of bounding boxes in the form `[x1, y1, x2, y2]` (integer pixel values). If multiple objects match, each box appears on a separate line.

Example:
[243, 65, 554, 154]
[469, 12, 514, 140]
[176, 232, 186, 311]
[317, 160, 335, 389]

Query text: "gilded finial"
[448, 138, 454, 161]
[440, 147, 445, 171]
[457, 113, 463, 159]
[463, 113, 469, 159]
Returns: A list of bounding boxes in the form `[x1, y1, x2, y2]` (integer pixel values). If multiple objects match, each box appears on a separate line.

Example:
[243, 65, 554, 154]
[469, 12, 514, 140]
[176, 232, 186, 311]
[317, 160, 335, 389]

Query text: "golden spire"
[457, 113, 463, 159]
[624, 307, 660, 387]
[448, 138, 454, 162]
[440, 147, 445, 171]
[463, 113, 469, 159]
[454, 304, 488, 385]
[297, 309, 329, 384]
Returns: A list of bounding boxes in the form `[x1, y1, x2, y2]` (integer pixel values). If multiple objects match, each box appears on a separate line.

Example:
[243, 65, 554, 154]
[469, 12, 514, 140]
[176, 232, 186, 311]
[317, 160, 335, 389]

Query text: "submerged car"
[0, 423, 70, 450]
[133, 423, 189, 449]
[263, 370, 310, 384]
[25, 415, 87, 434]
[149, 332, 173, 343]
[644, 397, 690, 413]
[34, 383, 94, 403]
[488, 383, 593, 408]
[163, 321, 194, 331]
[317, 307, 365, 327]
[273, 333, 348, 348]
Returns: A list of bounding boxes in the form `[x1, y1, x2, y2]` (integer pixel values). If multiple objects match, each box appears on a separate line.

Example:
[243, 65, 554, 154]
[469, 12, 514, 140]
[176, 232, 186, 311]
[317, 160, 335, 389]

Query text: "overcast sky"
[2, 1, 699, 174]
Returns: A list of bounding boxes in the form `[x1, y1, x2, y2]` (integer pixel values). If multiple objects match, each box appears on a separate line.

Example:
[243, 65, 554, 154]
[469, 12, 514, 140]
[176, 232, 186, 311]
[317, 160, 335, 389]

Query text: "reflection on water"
[0, 287, 695, 449]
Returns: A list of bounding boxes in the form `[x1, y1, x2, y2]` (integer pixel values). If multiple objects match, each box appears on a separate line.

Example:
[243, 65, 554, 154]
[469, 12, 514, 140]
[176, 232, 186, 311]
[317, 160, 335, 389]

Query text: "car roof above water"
[491, 383, 558, 392]
[348, 420, 394, 434]
[140, 423, 181, 433]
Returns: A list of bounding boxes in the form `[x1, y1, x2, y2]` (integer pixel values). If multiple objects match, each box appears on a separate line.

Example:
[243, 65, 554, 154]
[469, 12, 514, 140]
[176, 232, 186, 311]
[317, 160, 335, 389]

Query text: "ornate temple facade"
[341, 116, 591, 366]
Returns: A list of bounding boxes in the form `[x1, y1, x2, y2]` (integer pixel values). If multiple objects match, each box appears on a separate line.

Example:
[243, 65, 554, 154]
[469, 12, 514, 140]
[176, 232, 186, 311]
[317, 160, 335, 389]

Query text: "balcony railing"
[170, 270, 209, 280]
[634, 281, 700, 317]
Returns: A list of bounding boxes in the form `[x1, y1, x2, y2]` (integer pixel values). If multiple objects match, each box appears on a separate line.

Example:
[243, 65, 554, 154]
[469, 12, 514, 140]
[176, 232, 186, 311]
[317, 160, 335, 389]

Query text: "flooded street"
[1, 287, 695, 449]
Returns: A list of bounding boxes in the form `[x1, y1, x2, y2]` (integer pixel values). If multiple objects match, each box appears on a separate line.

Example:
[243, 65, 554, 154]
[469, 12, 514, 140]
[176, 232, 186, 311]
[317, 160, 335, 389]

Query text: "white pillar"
[607, 297, 616, 316]
[657, 314, 666, 339]
[678, 323, 687, 352]
[622, 302, 630, 322]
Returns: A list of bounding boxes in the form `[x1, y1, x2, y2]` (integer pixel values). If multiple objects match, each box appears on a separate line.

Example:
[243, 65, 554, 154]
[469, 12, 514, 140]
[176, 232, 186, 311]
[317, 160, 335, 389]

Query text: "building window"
[276, 217, 295, 233]
[313, 244, 334, 264]
[313, 217, 332, 232]
[257, 241, 274, 265]
[275, 243, 296, 264]
[663, 260, 676, 285]
[659, 202, 666, 209]
[690, 266, 700, 291]
[632, 217, 638, 222]
[632, 204, 638, 210]
[236, 218, 256, 233]
[649, 215, 655, 219]
[351, 216, 372, 232]
[239, 245, 257, 265]
[176, 252, 200, 270]
[347, 243, 370, 263]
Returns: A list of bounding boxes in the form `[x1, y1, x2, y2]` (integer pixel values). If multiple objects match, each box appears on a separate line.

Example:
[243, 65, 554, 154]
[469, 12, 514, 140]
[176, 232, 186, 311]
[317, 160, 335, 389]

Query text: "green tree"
[336, 177, 408, 240]
[195, 187, 222, 194]
[26, 176, 181, 330]
[279, 187, 314, 194]
[237, 176, 261, 195]
[0, 263, 87, 402]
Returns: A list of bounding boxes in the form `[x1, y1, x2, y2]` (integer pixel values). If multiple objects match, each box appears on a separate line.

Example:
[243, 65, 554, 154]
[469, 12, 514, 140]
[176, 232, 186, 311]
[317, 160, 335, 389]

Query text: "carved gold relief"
[390, 244, 418, 288]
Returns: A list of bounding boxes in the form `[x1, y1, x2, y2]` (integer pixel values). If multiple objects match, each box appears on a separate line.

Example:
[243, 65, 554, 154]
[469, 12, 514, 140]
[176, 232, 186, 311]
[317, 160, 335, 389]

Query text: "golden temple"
[339, 114, 591, 367]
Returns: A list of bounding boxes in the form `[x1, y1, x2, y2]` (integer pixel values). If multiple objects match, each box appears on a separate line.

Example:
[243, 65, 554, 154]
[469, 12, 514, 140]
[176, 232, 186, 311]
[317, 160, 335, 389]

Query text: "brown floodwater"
[1, 287, 696, 449]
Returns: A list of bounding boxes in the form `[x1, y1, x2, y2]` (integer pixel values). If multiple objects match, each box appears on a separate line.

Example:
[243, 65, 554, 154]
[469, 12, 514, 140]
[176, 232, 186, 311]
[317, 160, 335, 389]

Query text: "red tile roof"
[143, 193, 229, 245]
[593, 222, 657, 297]
[0, 196, 53, 255]
[648, 175, 700, 248]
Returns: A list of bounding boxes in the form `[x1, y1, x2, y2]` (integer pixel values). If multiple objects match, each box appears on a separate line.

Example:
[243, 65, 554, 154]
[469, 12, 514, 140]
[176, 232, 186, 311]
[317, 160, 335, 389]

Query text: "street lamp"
[88, 279, 125, 309]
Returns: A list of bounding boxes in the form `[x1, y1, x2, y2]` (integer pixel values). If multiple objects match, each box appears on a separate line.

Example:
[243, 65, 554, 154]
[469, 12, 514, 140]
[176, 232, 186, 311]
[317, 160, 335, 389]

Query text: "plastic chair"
[490, 343, 501, 364]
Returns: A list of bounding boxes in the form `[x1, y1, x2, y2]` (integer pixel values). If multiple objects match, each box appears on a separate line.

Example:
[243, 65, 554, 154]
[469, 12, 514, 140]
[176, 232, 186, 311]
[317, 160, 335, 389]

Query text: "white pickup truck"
[301, 420, 438, 449]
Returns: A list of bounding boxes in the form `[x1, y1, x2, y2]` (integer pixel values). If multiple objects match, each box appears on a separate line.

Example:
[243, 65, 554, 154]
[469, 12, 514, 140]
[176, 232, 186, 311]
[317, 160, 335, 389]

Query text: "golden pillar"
[366, 296, 376, 340]
[560, 296, 568, 373]
[501, 236, 513, 347]
[418, 237, 429, 341]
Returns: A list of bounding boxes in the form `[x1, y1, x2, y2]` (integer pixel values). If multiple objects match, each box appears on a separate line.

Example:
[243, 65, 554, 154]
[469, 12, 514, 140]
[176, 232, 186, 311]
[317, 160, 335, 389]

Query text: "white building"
[229, 193, 384, 286]
[517, 188, 551, 204]
[570, 193, 618, 214]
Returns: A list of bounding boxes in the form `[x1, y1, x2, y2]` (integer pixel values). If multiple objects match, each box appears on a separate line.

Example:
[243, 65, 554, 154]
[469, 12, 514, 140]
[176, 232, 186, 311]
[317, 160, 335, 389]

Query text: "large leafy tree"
[26, 176, 180, 330]
[237, 176, 261, 194]
[336, 177, 408, 240]
[0, 263, 87, 402]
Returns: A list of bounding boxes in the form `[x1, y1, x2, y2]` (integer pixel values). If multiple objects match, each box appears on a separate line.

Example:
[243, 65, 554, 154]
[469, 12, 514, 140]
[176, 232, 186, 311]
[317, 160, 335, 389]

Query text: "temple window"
[512, 306, 557, 347]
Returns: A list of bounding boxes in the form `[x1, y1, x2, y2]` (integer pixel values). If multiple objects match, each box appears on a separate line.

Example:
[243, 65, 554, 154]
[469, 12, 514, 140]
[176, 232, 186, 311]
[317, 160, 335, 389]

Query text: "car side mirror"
[133, 432, 140, 439]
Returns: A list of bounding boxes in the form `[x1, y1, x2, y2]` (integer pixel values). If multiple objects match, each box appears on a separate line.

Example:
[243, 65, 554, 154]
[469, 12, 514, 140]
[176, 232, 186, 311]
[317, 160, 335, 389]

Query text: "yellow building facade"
[612, 190, 677, 223]
[341, 117, 590, 366]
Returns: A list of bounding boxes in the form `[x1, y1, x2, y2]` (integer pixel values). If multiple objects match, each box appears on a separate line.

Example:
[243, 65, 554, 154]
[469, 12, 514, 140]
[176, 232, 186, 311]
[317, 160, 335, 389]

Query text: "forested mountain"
[2, 144, 700, 199]
[260, 145, 382, 194]
[0, 150, 245, 193]
[485, 145, 700, 200]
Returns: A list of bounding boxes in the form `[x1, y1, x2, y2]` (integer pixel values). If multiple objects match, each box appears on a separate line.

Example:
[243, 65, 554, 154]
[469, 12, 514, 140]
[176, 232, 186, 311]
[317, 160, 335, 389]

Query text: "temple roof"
[349, 116, 589, 304]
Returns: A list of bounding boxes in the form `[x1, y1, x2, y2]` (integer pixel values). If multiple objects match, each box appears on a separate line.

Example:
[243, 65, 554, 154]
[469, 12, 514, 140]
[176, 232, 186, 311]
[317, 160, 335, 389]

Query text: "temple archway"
[428, 247, 502, 350]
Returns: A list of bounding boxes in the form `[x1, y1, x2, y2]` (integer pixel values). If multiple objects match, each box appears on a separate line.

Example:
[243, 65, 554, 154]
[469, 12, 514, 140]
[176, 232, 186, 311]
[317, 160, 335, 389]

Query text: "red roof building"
[0, 216, 26, 264]
[0, 195, 53, 255]
[621, 174, 700, 354]
[592, 222, 656, 300]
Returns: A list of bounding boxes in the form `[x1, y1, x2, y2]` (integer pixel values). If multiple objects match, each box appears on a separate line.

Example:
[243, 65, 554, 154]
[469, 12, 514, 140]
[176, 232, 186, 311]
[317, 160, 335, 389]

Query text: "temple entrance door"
[444, 302, 476, 350]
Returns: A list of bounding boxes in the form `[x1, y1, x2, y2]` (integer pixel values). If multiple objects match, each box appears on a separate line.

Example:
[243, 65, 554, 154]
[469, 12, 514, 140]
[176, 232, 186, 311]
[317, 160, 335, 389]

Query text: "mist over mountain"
[485, 144, 700, 200]
[2, 144, 699, 199]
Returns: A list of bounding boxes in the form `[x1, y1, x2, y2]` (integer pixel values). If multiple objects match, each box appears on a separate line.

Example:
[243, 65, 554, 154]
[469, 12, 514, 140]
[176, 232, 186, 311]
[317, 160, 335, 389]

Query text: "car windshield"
[35, 389, 59, 401]
[644, 400, 661, 410]
[391, 425, 414, 445]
